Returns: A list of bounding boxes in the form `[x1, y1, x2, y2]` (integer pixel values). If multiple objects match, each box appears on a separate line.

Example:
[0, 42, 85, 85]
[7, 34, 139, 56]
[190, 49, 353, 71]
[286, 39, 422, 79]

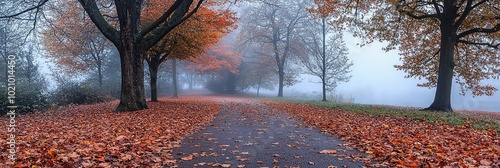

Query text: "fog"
[21, 2, 499, 113]
[257, 33, 500, 112]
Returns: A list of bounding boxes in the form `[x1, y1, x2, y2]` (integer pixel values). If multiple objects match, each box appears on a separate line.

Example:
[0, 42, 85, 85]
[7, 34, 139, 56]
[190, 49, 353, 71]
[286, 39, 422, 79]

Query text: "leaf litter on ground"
[0, 96, 221, 167]
[262, 100, 500, 167]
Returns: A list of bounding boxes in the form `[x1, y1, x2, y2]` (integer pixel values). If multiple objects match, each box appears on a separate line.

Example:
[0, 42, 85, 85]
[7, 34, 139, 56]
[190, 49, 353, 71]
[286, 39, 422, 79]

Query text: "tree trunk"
[172, 59, 178, 98]
[114, 4, 148, 111]
[115, 48, 148, 111]
[277, 67, 284, 97]
[226, 72, 237, 93]
[2, 27, 7, 87]
[322, 78, 327, 102]
[188, 72, 193, 90]
[2, 56, 7, 87]
[97, 61, 103, 87]
[147, 61, 159, 102]
[257, 77, 262, 97]
[425, 38, 455, 112]
[424, 6, 456, 112]
[321, 17, 327, 102]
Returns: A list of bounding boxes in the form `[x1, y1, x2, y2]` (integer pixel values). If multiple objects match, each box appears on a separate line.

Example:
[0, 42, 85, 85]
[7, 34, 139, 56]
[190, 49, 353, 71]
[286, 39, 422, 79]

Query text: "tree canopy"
[314, 0, 500, 111]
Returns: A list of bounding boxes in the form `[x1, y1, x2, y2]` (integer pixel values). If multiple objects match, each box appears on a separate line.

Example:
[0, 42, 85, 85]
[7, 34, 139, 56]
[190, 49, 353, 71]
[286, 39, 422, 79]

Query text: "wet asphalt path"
[173, 100, 369, 167]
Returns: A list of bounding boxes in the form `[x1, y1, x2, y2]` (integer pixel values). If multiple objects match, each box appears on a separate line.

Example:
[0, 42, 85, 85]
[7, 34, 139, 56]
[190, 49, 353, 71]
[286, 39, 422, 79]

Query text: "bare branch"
[78, 0, 120, 45]
[0, 0, 49, 18]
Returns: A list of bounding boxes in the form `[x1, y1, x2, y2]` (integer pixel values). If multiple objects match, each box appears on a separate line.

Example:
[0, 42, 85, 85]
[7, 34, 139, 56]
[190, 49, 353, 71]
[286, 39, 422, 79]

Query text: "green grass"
[268, 98, 500, 133]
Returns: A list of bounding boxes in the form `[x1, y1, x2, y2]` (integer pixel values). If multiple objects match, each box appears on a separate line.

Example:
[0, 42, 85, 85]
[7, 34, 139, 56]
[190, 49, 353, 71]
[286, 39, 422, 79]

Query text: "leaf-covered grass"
[307, 101, 500, 133]
[261, 100, 500, 167]
[268, 98, 500, 133]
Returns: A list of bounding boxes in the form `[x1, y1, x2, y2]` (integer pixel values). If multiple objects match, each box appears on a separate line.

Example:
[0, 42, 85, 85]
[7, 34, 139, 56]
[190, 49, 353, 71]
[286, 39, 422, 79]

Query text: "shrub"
[0, 84, 49, 115]
[205, 79, 226, 93]
[52, 82, 113, 106]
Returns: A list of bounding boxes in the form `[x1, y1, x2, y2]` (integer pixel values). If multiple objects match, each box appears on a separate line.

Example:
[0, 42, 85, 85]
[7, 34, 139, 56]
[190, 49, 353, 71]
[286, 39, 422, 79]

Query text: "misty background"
[2, 0, 499, 113]
[276, 35, 500, 112]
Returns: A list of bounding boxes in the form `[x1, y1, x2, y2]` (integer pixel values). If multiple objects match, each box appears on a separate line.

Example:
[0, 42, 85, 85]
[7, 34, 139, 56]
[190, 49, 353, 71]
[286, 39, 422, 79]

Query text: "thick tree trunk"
[425, 38, 455, 112]
[424, 7, 456, 112]
[114, 7, 148, 111]
[115, 48, 148, 111]
[172, 59, 178, 98]
[277, 68, 284, 97]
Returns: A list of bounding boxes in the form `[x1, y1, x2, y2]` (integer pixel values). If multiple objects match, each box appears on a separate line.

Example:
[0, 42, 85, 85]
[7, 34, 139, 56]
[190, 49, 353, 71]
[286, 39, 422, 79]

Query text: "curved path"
[173, 99, 374, 167]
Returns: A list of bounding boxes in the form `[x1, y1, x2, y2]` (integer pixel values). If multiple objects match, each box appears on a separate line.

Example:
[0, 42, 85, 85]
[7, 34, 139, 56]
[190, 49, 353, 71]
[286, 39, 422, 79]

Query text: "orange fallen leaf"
[47, 148, 57, 157]
[181, 155, 193, 161]
[94, 156, 105, 162]
[403, 162, 418, 167]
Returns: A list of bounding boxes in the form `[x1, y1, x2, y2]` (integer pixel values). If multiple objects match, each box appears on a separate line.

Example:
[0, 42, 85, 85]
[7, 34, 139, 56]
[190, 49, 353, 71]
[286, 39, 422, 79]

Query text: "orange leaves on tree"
[42, 1, 113, 75]
[187, 40, 242, 74]
[143, 0, 237, 61]
[314, 0, 500, 97]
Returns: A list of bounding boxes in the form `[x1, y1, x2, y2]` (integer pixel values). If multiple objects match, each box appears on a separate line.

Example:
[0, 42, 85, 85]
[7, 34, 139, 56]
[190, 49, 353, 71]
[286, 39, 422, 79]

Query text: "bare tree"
[238, 0, 310, 97]
[299, 17, 352, 101]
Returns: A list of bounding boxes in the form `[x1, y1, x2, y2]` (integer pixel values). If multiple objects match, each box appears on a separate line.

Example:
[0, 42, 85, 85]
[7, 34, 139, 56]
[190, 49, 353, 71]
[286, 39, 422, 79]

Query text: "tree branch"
[78, 0, 120, 46]
[431, 0, 442, 18]
[454, 0, 474, 30]
[421, 49, 440, 66]
[139, 0, 184, 38]
[0, 0, 49, 18]
[142, 0, 204, 50]
[403, 11, 439, 19]
[458, 40, 499, 48]
[458, 23, 500, 38]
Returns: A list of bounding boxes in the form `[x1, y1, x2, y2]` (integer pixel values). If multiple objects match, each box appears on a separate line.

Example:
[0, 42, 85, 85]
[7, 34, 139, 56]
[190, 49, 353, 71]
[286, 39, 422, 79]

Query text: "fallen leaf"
[480, 159, 492, 166]
[319, 150, 337, 154]
[116, 135, 126, 141]
[181, 155, 193, 161]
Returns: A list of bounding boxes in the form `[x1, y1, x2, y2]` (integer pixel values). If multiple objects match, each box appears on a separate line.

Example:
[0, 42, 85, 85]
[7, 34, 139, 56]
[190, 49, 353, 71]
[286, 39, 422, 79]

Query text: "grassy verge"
[268, 98, 500, 133]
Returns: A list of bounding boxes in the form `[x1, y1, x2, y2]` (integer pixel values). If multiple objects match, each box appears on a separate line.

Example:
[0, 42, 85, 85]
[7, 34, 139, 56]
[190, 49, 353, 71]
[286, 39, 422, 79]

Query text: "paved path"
[173, 100, 370, 167]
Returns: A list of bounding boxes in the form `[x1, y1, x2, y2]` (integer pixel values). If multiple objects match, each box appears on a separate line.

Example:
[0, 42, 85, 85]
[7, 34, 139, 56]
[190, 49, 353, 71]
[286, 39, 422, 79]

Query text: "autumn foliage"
[313, 0, 500, 96]
[142, 0, 237, 61]
[186, 39, 241, 75]
[312, 0, 500, 111]
[42, 1, 112, 75]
